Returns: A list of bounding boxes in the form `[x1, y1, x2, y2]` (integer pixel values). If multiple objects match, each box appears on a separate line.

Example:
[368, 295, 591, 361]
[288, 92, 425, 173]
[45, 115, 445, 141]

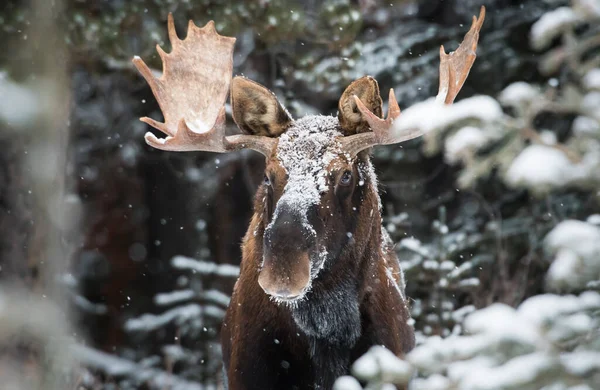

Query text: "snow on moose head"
[133, 9, 485, 303]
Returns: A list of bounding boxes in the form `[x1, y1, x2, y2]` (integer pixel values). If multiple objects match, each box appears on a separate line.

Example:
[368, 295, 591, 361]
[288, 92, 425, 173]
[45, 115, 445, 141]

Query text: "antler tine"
[342, 87, 423, 157]
[437, 5, 485, 104]
[352, 88, 401, 144]
[144, 107, 228, 152]
[340, 6, 485, 157]
[134, 13, 276, 157]
[167, 12, 179, 45]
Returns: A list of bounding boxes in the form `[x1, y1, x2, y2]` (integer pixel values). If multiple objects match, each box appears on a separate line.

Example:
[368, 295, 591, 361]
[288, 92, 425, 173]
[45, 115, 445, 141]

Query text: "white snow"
[451, 305, 476, 324]
[351, 345, 413, 384]
[202, 289, 231, 307]
[171, 255, 240, 277]
[333, 376, 363, 390]
[74, 294, 108, 315]
[408, 334, 487, 373]
[125, 303, 203, 332]
[154, 289, 196, 306]
[446, 356, 495, 383]
[582, 92, 600, 120]
[0, 72, 40, 127]
[547, 248, 584, 291]
[392, 95, 502, 136]
[544, 221, 600, 290]
[545, 219, 600, 259]
[575, 0, 600, 17]
[399, 290, 600, 389]
[444, 126, 489, 164]
[583, 68, 600, 90]
[530, 7, 580, 50]
[561, 351, 600, 376]
[587, 214, 600, 225]
[276, 115, 345, 196]
[72, 344, 205, 390]
[498, 82, 541, 107]
[464, 304, 542, 346]
[572, 115, 600, 136]
[411, 374, 451, 390]
[517, 292, 600, 326]
[460, 352, 555, 390]
[398, 237, 432, 258]
[504, 144, 585, 195]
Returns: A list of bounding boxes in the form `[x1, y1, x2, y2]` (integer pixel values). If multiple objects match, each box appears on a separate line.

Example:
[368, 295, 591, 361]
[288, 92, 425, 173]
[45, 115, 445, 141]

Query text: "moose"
[134, 7, 484, 390]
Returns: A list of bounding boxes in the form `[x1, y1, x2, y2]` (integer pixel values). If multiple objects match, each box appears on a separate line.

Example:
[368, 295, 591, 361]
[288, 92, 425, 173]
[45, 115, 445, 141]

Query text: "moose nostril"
[259, 283, 300, 300]
[275, 288, 298, 299]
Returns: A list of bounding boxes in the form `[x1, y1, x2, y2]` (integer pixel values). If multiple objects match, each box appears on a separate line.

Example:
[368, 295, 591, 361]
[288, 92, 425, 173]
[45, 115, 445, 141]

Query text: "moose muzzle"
[259, 204, 315, 300]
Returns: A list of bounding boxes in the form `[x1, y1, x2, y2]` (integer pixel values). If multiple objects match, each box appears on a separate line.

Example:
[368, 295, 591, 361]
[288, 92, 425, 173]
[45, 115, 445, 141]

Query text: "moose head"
[133, 8, 485, 304]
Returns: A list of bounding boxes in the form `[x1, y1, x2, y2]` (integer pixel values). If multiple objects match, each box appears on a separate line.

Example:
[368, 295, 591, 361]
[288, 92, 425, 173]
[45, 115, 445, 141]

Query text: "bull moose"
[133, 6, 484, 389]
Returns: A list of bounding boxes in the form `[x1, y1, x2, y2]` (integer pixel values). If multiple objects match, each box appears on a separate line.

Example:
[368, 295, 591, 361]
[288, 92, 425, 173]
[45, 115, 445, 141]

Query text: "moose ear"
[231, 77, 293, 137]
[338, 76, 383, 135]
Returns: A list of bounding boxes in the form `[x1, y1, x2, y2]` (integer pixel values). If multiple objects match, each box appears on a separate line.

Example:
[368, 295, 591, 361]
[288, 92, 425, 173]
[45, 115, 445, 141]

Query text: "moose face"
[230, 77, 384, 303]
[257, 117, 372, 302]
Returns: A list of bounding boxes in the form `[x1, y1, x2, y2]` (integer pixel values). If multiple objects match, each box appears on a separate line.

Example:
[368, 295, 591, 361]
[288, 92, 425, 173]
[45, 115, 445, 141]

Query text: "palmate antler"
[136, 9, 484, 158]
[340, 6, 485, 156]
[133, 14, 276, 156]
[437, 6, 486, 105]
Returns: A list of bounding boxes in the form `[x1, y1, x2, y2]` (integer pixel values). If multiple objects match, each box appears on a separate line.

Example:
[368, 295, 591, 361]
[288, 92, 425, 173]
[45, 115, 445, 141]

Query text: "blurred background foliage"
[0, 0, 598, 389]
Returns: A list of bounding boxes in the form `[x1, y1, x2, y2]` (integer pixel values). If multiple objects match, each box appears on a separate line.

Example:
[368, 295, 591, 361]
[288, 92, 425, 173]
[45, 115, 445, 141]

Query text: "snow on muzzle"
[259, 199, 317, 300]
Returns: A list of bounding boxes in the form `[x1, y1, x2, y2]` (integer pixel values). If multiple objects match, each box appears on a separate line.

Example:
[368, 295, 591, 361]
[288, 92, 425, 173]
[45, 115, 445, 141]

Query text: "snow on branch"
[171, 255, 240, 277]
[125, 303, 225, 333]
[530, 7, 581, 50]
[544, 220, 600, 292]
[72, 344, 206, 390]
[392, 95, 502, 137]
[336, 292, 600, 389]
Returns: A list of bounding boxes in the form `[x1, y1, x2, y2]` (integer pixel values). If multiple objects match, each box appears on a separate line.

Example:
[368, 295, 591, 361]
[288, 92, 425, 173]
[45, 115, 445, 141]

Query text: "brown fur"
[221, 159, 414, 389]
[231, 77, 293, 137]
[338, 76, 383, 135]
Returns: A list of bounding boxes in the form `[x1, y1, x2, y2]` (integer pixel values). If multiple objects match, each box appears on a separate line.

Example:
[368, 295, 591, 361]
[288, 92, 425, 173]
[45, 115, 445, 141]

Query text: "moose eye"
[339, 171, 352, 186]
[264, 174, 272, 187]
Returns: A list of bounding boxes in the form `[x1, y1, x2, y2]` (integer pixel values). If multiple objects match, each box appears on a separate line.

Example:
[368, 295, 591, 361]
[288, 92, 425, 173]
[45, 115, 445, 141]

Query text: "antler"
[340, 6, 485, 156]
[353, 88, 401, 144]
[133, 14, 276, 156]
[437, 6, 485, 104]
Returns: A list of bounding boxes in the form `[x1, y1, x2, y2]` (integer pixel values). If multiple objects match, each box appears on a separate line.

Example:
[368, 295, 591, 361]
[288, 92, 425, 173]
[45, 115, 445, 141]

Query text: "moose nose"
[259, 285, 300, 300]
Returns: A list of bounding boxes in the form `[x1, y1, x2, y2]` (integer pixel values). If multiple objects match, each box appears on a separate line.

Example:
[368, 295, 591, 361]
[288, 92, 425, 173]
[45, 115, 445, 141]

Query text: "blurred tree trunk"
[0, 0, 76, 388]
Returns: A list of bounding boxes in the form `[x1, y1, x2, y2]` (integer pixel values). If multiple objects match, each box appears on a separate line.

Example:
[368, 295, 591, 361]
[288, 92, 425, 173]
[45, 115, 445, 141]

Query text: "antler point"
[132, 57, 156, 83]
[474, 6, 486, 29]
[156, 44, 167, 59]
[144, 132, 166, 146]
[352, 95, 369, 114]
[388, 88, 401, 120]
[167, 13, 179, 44]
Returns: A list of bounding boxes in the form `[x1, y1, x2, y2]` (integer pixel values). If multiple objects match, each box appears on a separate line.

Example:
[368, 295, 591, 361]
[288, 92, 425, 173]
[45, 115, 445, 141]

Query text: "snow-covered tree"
[336, 1, 600, 388]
